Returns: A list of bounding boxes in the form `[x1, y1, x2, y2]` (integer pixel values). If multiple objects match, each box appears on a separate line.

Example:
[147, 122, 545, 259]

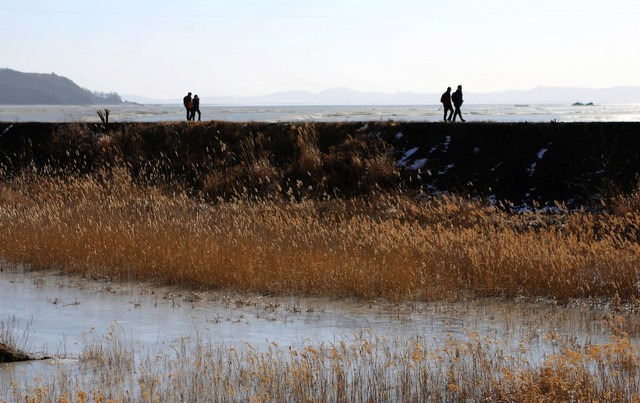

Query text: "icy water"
[1, 103, 640, 123]
[2, 266, 637, 395]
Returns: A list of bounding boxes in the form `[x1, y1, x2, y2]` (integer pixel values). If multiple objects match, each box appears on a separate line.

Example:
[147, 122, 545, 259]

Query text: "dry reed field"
[0, 166, 638, 302]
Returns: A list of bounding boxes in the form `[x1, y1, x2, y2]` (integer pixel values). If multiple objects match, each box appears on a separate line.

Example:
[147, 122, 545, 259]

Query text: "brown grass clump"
[606, 179, 640, 217]
[202, 159, 282, 199]
[0, 317, 36, 362]
[293, 124, 323, 177]
[0, 168, 638, 302]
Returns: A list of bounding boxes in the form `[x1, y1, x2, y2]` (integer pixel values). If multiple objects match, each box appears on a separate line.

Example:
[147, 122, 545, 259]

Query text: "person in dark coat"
[192, 94, 201, 121]
[440, 87, 453, 121]
[451, 85, 465, 122]
[183, 92, 193, 121]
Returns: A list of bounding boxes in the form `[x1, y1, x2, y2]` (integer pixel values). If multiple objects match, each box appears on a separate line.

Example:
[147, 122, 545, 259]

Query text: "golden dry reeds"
[0, 167, 638, 302]
[4, 326, 640, 402]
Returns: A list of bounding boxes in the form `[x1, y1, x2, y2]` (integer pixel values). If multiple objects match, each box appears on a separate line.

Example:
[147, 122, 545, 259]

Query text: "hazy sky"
[2, 0, 640, 99]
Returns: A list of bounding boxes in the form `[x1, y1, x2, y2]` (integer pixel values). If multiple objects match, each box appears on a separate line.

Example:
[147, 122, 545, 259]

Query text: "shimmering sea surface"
[1, 103, 639, 123]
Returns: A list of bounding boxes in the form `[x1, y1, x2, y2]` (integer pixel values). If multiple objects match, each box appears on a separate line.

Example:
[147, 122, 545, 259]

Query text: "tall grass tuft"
[0, 316, 34, 357]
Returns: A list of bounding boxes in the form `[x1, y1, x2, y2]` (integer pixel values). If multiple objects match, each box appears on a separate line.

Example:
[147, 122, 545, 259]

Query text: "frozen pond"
[1, 265, 638, 396]
[0, 266, 613, 354]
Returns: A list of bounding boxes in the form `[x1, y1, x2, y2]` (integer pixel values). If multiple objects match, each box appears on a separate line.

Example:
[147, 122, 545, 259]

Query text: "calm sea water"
[1, 103, 640, 123]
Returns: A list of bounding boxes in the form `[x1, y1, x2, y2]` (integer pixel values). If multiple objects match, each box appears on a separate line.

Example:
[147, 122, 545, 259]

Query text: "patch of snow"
[512, 204, 567, 214]
[438, 163, 455, 175]
[442, 135, 451, 152]
[419, 184, 439, 194]
[397, 147, 419, 167]
[490, 162, 503, 172]
[537, 148, 548, 160]
[473, 147, 480, 154]
[528, 147, 549, 176]
[1, 124, 13, 137]
[410, 158, 427, 170]
[395, 132, 403, 139]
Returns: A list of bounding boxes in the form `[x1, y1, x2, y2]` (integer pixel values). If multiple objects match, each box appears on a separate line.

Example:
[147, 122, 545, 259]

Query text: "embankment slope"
[0, 121, 638, 206]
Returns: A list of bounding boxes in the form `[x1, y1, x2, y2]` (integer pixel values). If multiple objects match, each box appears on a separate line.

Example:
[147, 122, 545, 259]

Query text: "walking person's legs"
[453, 107, 465, 122]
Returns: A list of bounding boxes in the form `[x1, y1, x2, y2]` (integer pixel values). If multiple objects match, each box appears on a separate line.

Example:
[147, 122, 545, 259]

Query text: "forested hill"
[0, 69, 123, 105]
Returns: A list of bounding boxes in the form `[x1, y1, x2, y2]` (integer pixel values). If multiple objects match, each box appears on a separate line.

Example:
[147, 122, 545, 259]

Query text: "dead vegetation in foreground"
[3, 323, 640, 402]
[0, 168, 638, 303]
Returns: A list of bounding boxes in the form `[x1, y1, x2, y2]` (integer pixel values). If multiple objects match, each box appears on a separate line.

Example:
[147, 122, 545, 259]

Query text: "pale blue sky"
[2, 0, 640, 99]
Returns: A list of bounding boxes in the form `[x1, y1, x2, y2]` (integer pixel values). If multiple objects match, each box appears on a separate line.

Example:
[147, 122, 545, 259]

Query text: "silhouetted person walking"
[452, 85, 465, 122]
[183, 92, 193, 121]
[440, 87, 453, 121]
[192, 94, 201, 121]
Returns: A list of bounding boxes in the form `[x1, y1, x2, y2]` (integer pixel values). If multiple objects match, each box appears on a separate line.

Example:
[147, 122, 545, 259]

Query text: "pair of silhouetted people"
[183, 92, 201, 121]
[440, 87, 454, 121]
[440, 85, 465, 122]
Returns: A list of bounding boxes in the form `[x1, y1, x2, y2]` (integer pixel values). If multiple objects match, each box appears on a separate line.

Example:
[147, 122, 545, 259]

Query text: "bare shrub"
[363, 155, 399, 188]
[96, 109, 110, 125]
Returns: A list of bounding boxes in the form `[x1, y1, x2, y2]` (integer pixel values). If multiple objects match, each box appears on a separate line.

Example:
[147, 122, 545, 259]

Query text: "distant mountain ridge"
[0, 68, 123, 105]
[126, 86, 640, 106]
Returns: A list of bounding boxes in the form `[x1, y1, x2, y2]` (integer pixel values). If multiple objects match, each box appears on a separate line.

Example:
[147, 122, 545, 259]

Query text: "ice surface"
[397, 147, 419, 167]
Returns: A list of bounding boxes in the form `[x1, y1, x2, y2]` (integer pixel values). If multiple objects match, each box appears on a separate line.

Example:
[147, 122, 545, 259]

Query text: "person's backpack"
[440, 93, 447, 103]
[452, 91, 461, 105]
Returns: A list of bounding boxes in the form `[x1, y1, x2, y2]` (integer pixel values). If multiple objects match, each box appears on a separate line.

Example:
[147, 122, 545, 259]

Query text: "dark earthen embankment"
[386, 121, 640, 205]
[0, 121, 638, 206]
